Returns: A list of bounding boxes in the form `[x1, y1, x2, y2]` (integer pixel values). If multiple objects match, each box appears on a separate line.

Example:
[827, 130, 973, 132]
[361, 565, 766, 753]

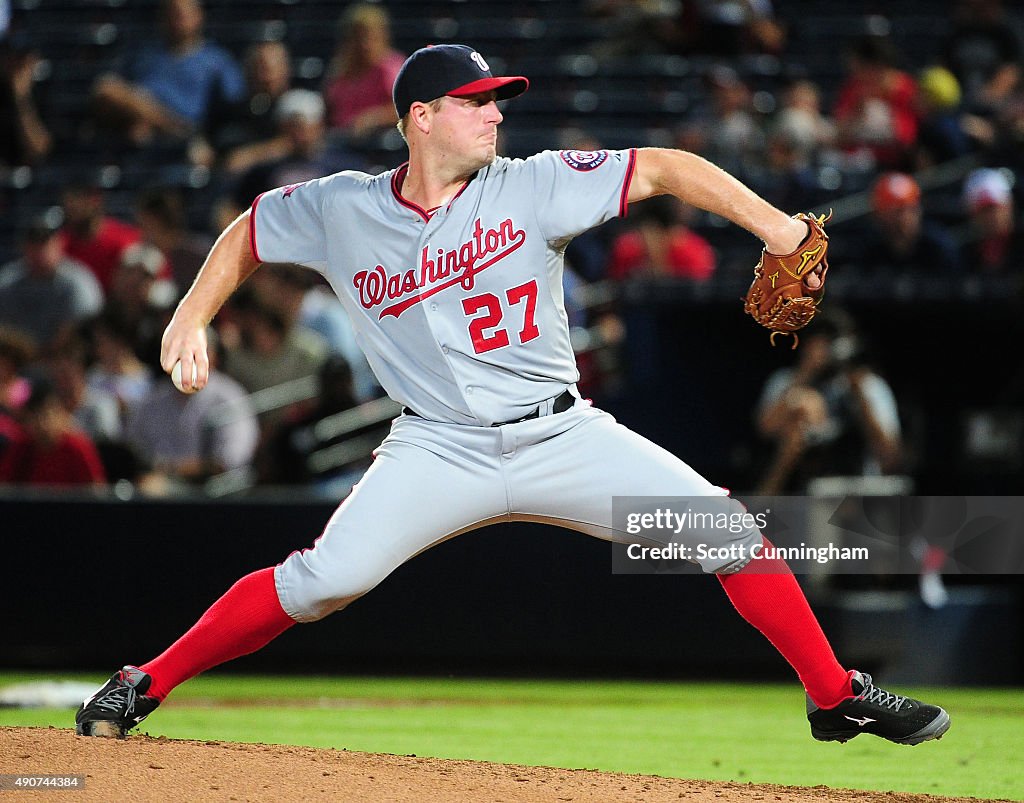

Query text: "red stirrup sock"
[717, 539, 853, 709]
[141, 567, 295, 701]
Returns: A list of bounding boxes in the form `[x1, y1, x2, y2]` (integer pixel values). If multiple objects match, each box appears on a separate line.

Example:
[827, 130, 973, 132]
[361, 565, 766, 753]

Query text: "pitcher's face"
[428, 92, 503, 171]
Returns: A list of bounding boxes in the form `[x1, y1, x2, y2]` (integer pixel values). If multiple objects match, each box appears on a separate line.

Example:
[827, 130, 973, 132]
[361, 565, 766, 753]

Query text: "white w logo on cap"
[470, 51, 490, 72]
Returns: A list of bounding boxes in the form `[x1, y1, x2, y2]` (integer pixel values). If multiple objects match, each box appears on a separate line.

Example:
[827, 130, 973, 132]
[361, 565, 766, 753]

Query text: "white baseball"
[171, 360, 199, 394]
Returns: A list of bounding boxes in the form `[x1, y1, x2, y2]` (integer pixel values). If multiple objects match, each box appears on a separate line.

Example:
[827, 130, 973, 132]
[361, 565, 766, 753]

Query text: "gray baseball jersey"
[252, 148, 760, 622]
[251, 148, 636, 426]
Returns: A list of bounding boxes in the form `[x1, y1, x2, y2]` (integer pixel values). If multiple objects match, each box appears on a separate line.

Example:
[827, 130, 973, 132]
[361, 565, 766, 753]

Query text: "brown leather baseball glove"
[744, 211, 832, 348]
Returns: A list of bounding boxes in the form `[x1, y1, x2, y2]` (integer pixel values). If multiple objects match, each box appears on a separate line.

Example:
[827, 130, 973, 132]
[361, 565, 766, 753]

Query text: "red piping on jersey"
[619, 148, 637, 218]
[391, 162, 471, 220]
[249, 192, 265, 262]
[391, 164, 430, 221]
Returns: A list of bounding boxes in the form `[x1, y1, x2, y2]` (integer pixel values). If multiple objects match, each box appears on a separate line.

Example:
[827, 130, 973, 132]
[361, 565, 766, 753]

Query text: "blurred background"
[1, 0, 1021, 686]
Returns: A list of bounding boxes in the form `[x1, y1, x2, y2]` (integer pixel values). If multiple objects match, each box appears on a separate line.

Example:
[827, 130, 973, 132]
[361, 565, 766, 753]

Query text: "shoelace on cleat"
[93, 684, 136, 716]
[855, 676, 907, 712]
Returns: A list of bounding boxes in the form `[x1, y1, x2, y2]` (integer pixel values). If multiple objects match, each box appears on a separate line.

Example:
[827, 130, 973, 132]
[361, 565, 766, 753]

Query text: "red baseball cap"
[872, 173, 921, 211]
[392, 44, 529, 118]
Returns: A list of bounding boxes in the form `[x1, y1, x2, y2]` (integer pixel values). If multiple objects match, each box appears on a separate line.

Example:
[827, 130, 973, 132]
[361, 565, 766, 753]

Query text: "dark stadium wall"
[4, 496, 1021, 684]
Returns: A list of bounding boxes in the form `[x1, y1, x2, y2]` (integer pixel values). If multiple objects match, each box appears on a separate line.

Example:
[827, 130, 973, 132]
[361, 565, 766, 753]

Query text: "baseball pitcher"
[77, 45, 948, 748]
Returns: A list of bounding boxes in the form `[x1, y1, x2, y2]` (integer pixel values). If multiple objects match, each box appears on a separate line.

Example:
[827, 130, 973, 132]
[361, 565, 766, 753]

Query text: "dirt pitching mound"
[0, 726, 996, 803]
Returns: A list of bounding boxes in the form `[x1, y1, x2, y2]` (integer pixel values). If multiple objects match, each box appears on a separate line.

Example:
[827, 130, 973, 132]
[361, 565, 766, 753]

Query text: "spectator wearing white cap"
[212, 88, 367, 231]
[962, 167, 1024, 274]
[105, 242, 178, 367]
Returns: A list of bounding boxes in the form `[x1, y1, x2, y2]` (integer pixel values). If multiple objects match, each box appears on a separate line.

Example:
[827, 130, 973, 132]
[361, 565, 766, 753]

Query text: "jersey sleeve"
[522, 149, 637, 242]
[249, 176, 334, 270]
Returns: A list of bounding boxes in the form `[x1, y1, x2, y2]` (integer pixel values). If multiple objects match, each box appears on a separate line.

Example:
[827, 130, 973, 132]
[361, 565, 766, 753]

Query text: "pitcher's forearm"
[175, 211, 260, 327]
[630, 148, 804, 254]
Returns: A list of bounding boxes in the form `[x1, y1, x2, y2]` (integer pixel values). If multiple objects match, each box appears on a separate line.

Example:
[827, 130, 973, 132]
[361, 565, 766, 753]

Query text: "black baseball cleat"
[807, 671, 950, 745]
[75, 666, 160, 738]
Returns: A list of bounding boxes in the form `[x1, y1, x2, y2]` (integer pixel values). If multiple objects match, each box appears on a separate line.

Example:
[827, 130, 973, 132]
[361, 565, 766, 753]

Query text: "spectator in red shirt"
[0, 373, 107, 486]
[322, 3, 405, 139]
[607, 195, 717, 281]
[834, 35, 920, 170]
[59, 175, 169, 293]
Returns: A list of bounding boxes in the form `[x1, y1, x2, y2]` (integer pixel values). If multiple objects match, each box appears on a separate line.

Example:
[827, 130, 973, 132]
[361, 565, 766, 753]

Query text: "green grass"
[2, 673, 1021, 800]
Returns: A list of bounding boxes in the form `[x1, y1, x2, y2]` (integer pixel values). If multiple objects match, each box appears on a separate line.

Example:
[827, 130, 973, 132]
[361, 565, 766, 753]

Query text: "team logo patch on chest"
[353, 217, 526, 320]
[559, 150, 608, 171]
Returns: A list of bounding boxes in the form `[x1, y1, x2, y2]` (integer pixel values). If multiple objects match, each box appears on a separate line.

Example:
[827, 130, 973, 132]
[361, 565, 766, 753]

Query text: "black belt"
[404, 389, 575, 426]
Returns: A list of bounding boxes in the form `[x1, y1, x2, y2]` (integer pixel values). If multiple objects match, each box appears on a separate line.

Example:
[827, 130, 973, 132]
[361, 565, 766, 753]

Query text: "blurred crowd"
[2, 0, 1024, 495]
